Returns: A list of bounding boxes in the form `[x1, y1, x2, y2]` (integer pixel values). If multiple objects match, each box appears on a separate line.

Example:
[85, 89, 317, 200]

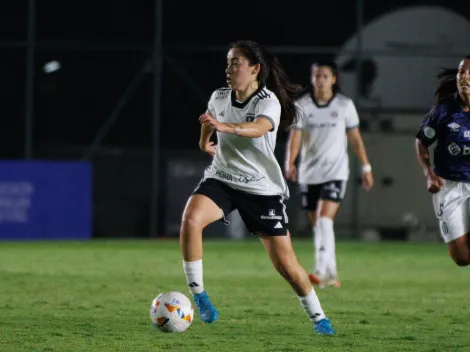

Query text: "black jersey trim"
[310, 90, 337, 108]
[231, 85, 265, 109]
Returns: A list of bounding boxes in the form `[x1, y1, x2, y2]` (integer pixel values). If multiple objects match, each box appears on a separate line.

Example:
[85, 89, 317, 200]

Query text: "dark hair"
[311, 60, 342, 94]
[435, 55, 470, 104]
[228, 40, 302, 130]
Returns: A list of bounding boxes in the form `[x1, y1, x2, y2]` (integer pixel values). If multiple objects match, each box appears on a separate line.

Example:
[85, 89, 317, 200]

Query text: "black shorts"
[193, 178, 288, 236]
[300, 180, 347, 211]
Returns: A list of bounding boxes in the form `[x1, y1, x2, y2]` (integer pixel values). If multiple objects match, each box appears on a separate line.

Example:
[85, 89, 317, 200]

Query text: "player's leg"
[447, 235, 470, 266]
[237, 193, 334, 335]
[310, 181, 345, 288]
[180, 178, 234, 323]
[300, 184, 323, 283]
[433, 181, 470, 266]
[259, 232, 334, 335]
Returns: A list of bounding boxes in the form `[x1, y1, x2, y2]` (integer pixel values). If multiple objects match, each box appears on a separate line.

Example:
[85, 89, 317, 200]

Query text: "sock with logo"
[313, 223, 327, 277]
[298, 288, 326, 322]
[317, 217, 336, 278]
[183, 259, 204, 294]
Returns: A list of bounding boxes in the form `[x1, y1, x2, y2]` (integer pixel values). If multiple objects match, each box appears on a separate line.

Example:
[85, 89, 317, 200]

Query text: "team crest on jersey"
[331, 111, 338, 118]
[246, 113, 255, 122]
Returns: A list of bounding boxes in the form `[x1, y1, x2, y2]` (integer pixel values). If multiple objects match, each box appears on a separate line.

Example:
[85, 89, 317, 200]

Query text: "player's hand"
[426, 172, 444, 193]
[199, 113, 225, 132]
[285, 164, 297, 182]
[200, 141, 217, 157]
[362, 171, 374, 191]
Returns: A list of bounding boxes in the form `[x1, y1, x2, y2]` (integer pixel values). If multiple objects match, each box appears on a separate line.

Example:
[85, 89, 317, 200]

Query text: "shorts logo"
[441, 222, 449, 235]
[274, 222, 283, 229]
[301, 195, 308, 207]
[261, 209, 282, 220]
[465, 131, 470, 138]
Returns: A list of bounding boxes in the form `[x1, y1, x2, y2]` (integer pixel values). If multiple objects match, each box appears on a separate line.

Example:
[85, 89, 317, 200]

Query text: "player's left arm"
[347, 128, 370, 167]
[345, 100, 373, 190]
[347, 127, 374, 190]
[199, 97, 279, 138]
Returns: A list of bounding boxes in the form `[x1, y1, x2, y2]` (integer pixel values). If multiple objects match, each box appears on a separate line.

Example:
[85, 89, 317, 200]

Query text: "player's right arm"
[199, 91, 218, 157]
[199, 123, 216, 156]
[415, 107, 444, 193]
[284, 103, 305, 182]
[285, 129, 302, 182]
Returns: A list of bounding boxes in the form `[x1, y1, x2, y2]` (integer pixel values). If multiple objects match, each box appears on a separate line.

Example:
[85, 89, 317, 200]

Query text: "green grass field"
[1, 239, 469, 352]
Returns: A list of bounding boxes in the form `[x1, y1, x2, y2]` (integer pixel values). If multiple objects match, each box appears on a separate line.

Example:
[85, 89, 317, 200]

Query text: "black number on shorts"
[437, 203, 444, 216]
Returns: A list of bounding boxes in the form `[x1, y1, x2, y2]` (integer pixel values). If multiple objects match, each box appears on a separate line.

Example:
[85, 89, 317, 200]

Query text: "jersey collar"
[310, 90, 336, 108]
[231, 85, 265, 109]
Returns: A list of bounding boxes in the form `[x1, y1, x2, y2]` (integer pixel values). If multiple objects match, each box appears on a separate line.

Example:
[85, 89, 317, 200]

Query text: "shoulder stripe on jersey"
[256, 89, 270, 100]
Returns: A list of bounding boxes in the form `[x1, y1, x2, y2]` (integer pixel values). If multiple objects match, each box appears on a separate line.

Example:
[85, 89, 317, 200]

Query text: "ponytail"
[229, 40, 302, 130]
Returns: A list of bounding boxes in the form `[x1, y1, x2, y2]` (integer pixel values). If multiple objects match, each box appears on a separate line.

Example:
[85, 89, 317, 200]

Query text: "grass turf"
[1, 239, 469, 351]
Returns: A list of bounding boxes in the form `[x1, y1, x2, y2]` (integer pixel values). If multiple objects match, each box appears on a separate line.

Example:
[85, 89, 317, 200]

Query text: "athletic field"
[1, 240, 468, 351]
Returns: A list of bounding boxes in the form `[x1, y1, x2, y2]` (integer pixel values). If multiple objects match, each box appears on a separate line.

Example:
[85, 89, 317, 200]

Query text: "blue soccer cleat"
[193, 291, 219, 323]
[314, 318, 335, 335]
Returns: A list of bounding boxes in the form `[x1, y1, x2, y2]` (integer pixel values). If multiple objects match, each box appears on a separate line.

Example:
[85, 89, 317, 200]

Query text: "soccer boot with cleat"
[308, 273, 340, 288]
[324, 277, 341, 288]
[314, 318, 335, 335]
[193, 291, 219, 323]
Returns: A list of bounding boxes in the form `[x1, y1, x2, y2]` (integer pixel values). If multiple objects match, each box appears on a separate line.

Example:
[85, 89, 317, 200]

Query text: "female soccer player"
[180, 40, 335, 335]
[284, 61, 374, 288]
[416, 55, 470, 266]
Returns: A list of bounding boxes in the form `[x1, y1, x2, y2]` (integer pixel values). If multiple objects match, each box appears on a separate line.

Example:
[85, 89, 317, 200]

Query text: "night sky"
[0, 0, 467, 158]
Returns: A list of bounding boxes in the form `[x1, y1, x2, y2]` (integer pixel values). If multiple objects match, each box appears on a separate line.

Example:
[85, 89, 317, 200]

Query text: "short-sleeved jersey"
[293, 92, 359, 184]
[203, 86, 289, 198]
[416, 94, 470, 182]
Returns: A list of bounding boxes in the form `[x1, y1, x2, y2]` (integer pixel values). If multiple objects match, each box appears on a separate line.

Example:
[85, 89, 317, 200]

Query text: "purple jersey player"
[416, 55, 470, 266]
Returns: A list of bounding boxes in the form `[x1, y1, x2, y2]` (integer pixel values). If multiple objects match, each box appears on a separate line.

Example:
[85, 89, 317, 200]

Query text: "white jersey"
[203, 86, 289, 198]
[294, 92, 359, 184]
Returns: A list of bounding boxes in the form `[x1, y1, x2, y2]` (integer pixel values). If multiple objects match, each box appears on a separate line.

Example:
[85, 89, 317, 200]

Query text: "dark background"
[2, 0, 469, 157]
[0, 0, 467, 237]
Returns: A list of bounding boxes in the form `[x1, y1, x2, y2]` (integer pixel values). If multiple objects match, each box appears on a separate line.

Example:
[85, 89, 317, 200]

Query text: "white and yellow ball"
[150, 292, 194, 333]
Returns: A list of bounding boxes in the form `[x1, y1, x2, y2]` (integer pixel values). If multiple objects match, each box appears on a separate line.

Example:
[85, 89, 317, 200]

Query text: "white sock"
[316, 217, 335, 279]
[313, 222, 327, 278]
[328, 234, 337, 279]
[183, 260, 204, 295]
[313, 225, 320, 273]
[298, 288, 326, 323]
[318, 217, 336, 279]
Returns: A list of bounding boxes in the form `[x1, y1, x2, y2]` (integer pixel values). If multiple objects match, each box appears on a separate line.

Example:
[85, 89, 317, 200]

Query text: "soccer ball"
[150, 291, 194, 333]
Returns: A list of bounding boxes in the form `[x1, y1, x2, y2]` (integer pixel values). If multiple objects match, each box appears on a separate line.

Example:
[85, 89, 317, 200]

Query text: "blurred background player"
[180, 40, 335, 335]
[415, 55, 470, 267]
[285, 61, 374, 288]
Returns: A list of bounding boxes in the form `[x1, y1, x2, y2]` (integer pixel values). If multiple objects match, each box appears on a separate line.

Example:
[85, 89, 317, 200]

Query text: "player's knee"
[307, 211, 317, 225]
[453, 257, 470, 267]
[316, 216, 333, 231]
[181, 213, 205, 233]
